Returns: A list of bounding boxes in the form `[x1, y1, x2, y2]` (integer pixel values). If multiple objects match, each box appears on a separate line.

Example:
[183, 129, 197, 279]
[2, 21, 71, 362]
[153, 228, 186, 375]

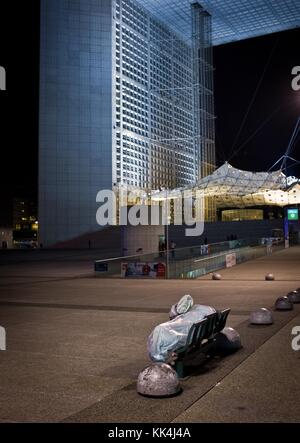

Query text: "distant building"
[13, 198, 38, 240]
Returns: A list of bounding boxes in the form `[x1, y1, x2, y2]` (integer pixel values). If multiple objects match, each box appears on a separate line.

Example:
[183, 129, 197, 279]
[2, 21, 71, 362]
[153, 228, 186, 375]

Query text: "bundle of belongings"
[148, 295, 216, 363]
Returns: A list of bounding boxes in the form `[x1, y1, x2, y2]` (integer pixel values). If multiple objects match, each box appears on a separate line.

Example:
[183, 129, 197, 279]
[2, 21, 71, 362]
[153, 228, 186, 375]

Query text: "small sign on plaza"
[226, 253, 237, 268]
[95, 262, 109, 273]
[121, 262, 166, 278]
[287, 208, 299, 221]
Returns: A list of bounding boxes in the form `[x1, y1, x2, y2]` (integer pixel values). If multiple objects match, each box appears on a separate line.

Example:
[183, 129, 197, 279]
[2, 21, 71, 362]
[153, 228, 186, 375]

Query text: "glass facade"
[137, 0, 300, 46]
[114, 0, 205, 190]
[39, 0, 114, 246]
[221, 209, 264, 222]
[39, 0, 215, 246]
[39, 0, 299, 245]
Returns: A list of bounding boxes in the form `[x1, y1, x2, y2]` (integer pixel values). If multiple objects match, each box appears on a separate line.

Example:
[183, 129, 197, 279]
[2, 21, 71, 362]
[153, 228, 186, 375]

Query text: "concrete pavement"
[173, 313, 300, 423]
[0, 247, 299, 422]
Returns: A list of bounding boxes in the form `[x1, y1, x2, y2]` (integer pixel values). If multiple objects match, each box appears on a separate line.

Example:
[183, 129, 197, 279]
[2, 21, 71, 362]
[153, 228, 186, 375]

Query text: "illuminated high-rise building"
[39, 0, 214, 246]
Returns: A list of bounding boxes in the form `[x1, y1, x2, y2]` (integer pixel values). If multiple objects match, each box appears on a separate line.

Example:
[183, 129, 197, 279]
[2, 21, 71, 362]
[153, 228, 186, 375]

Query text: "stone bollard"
[287, 290, 300, 304]
[137, 363, 181, 398]
[215, 327, 241, 354]
[265, 273, 275, 281]
[250, 308, 273, 325]
[212, 273, 222, 281]
[275, 296, 293, 311]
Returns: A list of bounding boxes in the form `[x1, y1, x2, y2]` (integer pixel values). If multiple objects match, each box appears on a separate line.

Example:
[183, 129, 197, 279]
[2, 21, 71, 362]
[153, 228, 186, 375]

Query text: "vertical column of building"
[146, 12, 152, 191]
[149, 21, 175, 190]
[114, 0, 122, 186]
[191, 2, 215, 179]
[191, 2, 216, 221]
[170, 35, 176, 190]
[112, 0, 118, 187]
[39, 0, 114, 246]
[172, 37, 194, 188]
[148, 18, 195, 190]
[117, 0, 150, 189]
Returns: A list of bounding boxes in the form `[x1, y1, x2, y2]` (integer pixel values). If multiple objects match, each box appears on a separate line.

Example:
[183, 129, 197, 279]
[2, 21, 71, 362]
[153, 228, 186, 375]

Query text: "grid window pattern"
[115, 0, 211, 190]
[39, 0, 114, 246]
[137, 0, 300, 45]
[40, 0, 218, 245]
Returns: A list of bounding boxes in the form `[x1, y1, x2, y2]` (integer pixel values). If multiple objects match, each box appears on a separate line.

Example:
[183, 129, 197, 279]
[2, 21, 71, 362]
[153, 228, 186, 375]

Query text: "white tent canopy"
[150, 162, 300, 208]
[195, 162, 286, 195]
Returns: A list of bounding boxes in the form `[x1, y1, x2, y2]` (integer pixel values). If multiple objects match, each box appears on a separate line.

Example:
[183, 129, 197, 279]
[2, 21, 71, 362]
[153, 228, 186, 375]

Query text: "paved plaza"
[0, 247, 299, 422]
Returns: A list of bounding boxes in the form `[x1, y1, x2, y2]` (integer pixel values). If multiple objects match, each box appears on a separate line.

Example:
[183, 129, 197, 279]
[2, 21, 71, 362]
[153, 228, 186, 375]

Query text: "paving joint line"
[172, 307, 300, 421]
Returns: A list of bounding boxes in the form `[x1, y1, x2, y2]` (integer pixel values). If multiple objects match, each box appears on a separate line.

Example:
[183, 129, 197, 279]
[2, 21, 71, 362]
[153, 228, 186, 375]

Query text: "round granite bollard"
[137, 363, 181, 398]
[215, 327, 242, 354]
[265, 273, 275, 281]
[287, 291, 300, 304]
[250, 308, 273, 325]
[275, 296, 293, 311]
[212, 273, 222, 281]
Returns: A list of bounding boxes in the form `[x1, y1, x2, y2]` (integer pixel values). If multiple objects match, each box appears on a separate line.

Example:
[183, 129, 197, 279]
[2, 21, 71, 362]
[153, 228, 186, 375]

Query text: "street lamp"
[165, 188, 171, 279]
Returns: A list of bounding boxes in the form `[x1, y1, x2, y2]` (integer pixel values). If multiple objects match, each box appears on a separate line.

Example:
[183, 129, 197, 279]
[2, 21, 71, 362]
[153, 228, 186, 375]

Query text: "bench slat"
[215, 309, 231, 334]
[174, 309, 231, 378]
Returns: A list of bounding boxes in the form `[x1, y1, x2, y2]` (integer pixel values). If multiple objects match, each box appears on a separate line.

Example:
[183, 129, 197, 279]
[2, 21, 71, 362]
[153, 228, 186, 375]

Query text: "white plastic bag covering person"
[169, 294, 194, 320]
[169, 304, 178, 320]
[148, 300, 216, 362]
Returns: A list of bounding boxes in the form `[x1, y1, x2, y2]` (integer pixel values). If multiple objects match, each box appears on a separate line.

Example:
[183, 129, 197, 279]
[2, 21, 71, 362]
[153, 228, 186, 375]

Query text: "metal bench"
[215, 308, 231, 334]
[174, 309, 231, 378]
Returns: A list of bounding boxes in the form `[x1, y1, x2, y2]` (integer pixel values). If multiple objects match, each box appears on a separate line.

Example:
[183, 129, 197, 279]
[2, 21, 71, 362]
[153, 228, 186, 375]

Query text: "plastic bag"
[169, 294, 193, 320]
[148, 303, 216, 362]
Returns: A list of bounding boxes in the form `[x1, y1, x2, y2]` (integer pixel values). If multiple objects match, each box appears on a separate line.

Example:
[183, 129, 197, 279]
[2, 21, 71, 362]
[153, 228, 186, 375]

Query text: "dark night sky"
[214, 28, 300, 174]
[0, 2, 40, 225]
[0, 2, 299, 225]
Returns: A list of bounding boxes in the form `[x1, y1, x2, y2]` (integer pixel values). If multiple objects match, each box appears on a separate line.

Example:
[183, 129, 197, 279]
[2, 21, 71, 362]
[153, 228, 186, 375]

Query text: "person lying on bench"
[147, 295, 216, 363]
